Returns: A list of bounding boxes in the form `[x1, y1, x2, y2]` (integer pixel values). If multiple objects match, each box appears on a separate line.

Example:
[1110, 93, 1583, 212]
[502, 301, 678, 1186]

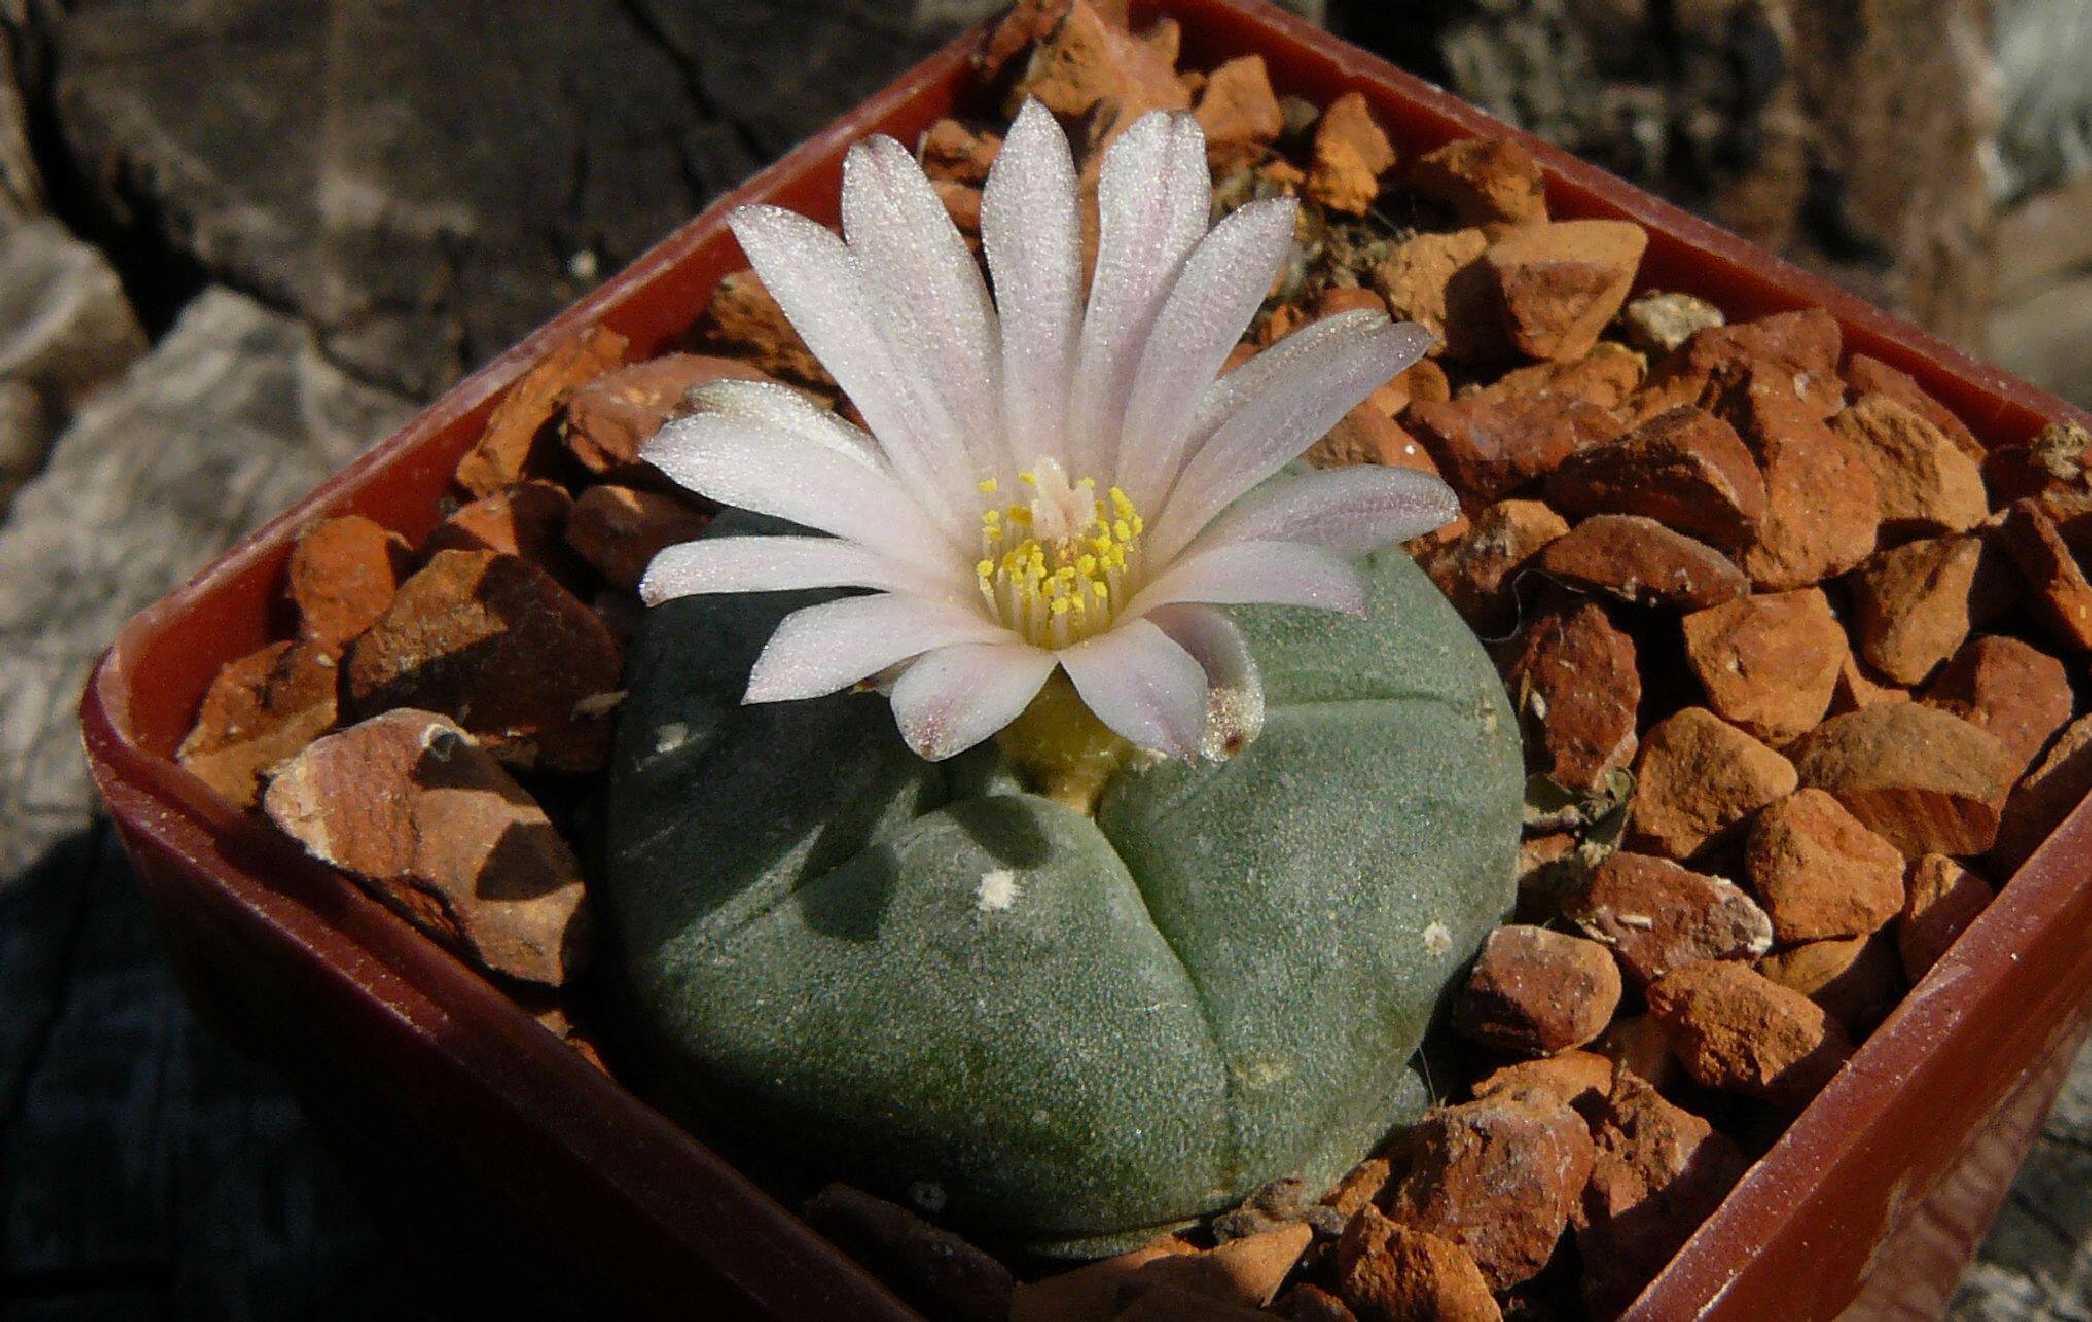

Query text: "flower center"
[975, 457, 1144, 649]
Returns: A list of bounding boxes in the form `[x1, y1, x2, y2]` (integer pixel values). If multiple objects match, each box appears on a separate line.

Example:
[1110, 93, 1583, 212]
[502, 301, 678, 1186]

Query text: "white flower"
[640, 100, 1456, 763]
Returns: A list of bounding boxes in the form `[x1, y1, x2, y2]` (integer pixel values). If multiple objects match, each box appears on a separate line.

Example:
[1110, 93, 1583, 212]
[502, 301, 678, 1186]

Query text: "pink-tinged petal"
[890, 641, 1059, 761]
[1145, 604, 1265, 760]
[745, 593, 1007, 703]
[639, 536, 960, 604]
[1116, 198, 1298, 510]
[1059, 618, 1208, 759]
[842, 137, 1004, 479]
[1064, 111, 1210, 478]
[1146, 319, 1433, 566]
[1185, 309, 1388, 449]
[1192, 466, 1460, 558]
[685, 379, 882, 470]
[644, 412, 959, 572]
[983, 99, 1081, 471]
[1124, 540, 1367, 619]
[728, 204, 978, 538]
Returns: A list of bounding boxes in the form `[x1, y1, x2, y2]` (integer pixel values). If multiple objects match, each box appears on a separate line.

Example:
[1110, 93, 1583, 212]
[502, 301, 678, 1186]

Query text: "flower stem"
[995, 673, 1134, 815]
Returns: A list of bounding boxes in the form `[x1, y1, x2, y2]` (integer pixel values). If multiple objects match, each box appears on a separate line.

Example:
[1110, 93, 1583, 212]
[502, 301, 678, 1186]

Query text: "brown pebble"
[1454, 924, 1623, 1056]
[1322, 1157, 1394, 1222]
[1471, 1050, 1614, 1118]
[1626, 707, 1797, 860]
[1009, 0, 1188, 143]
[1273, 1283, 1361, 1322]
[1644, 309, 1845, 421]
[803, 1185, 1013, 1322]
[1468, 341, 1646, 412]
[1545, 405, 1766, 551]
[1194, 55, 1284, 166]
[1920, 635, 2073, 774]
[343, 550, 624, 773]
[1384, 1094, 1597, 1290]
[2000, 497, 2092, 651]
[1787, 704, 2018, 858]
[1483, 220, 1648, 363]
[1848, 533, 2010, 687]
[1845, 354, 1983, 460]
[1307, 92, 1396, 216]
[1897, 854, 1996, 981]
[1009, 1234, 1198, 1322]
[1535, 515, 1749, 612]
[1566, 850, 1774, 985]
[562, 352, 772, 476]
[1409, 392, 1623, 510]
[287, 514, 414, 649]
[697, 269, 837, 393]
[564, 484, 714, 591]
[1132, 1223, 1312, 1310]
[1745, 789, 1907, 942]
[917, 118, 1002, 186]
[1595, 1015, 1679, 1089]
[1372, 229, 1492, 352]
[1306, 398, 1437, 474]
[262, 710, 591, 985]
[1736, 392, 1882, 589]
[1830, 394, 1988, 540]
[455, 326, 628, 496]
[1755, 932, 1904, 1035]
[1422, 498, 1569, 634]
[1992, 713, 2092, 875]
[176, 640, 341, 810]
[1679, 588, 1846, 744]
[1407, 136, 1546, 231]
[1115, 1282, 1275, 1322]
[1644, 960, 1854, 1106]
[1575, 1072, 1750, 1318]
[1337, 1207, 1501, 1322]
[425, 480, 575, 570]
[1503, 601, 1640, 792]
[1830, 650, 1910, 716]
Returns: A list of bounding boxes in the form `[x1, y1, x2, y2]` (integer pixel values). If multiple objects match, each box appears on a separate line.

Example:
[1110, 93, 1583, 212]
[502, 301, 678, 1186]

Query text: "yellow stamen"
[971, 457, 1147, 649]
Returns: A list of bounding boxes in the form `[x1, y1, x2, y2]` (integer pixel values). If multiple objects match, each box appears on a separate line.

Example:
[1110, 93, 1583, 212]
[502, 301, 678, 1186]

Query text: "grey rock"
[0, 216, 146, 405]
[0, 286, 413, 884]
[0, 376, 49, 510]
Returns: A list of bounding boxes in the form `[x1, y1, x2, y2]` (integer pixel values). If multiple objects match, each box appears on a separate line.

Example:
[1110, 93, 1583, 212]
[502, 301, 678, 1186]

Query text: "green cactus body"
[604, 514, 1522, 1256]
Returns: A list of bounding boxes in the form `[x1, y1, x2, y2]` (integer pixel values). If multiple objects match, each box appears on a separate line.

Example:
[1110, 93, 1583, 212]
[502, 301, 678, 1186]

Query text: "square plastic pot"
[79, 1, 2092, 1317]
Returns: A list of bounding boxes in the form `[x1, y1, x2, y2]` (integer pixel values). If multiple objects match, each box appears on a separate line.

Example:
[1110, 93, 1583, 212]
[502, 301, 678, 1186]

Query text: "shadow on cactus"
[603, 100, 1523, 1256]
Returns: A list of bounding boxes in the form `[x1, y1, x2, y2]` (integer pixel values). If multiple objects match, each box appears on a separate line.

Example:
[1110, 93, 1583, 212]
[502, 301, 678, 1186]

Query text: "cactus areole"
[601, 102, 1523, 1255]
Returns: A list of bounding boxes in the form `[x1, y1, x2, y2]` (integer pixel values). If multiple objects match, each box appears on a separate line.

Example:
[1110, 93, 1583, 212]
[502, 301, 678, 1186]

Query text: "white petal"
[889, 642, 1059, 761]
[728, 205, 978, 538]
[983, 99, 1081, 472]
[1125, 540, 1367, 619]
[685, 379, 882, 470]
[842, 137, 1003, 478]
[745, 594, 1007, 702]
[639, 536, 959, 604]
[1059, 618, 1209, 759]
[1146, 604, 1265, 761]
[1185, 309, 1388, 450]
[1115, 198, 1298, 511]
[1192, 466, 1460, 558]
[1146, 319, 1433, 566]
[644, 412, 959, 572]
[1064, 112, 1210, 478]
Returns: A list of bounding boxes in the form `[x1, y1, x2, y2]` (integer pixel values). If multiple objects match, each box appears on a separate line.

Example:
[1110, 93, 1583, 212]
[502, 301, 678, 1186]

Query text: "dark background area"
[2, 1, 2088, 1318]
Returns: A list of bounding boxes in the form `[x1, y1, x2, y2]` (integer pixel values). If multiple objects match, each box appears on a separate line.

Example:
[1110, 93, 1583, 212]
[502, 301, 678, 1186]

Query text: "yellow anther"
[1019, 471, 1037, 486]
[982, 508, 1000, 525]
[1110, 487, 1134, 517]
[1052, 598, 1072, 615]
[978, 477, 999, 494]
[1093, 581, 1109, 600]
[1077, 477, 1095, 490]
[1131, 514, 1145, 535]
[973, 461, 1144, 648]
[1076, 554, 1097, 576]
[1113, 519, 1133, 542]
[976, 558, 994, 579]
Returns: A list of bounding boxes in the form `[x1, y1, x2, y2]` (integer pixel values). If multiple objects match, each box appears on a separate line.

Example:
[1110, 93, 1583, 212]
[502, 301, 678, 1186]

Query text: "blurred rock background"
[0, 1, 2085, 1318]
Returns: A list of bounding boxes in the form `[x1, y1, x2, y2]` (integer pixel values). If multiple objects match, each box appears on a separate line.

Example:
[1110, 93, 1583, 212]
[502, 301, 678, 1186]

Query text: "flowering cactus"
[605, 101, 1522, 1254]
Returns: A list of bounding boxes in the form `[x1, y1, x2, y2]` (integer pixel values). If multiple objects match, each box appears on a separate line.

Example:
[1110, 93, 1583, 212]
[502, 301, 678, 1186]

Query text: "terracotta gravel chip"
[1467, 340, 1646, 412]
[261, 709, 592, 986]
[1830, 394, 1989, 540]
[1125, 1223, 1312, 1311]
[1535, 515, 1749, 612]
[697, 269, 838, 394]
[1482, 219, 1647, 363]
[1337, 1207, 1501, 1322]
[1755, 932, 1904, 1035]
[287, 513, 414, 650]
[1845, 353, 1984, 461]
[1371, 228, 1492, 354]
[1470, 1049, 1614, 1118]
[1898, 853, 1997, 983]
[1406, 136, 1547, 231]
[1787, 703, 2018, 859]
[1920, 634, 2073, 775]
[1643, 309, 1845, 421]
[1991, 713, 2092, 876]
[1306, 91, 1396, 216]
[1009, 1234, 1198, 1322]
[425, 479, 575, 570]
[1408, 391, 1624, 510]
[917, 118, 1002, 186]
[344, 549, 624, 774]
[2000, 497, 2092, 652]
[1305, 398, 1437, 475]
[1421, 497, 1569, 634]
[1848, 532, 2012, 687]
[454, 326, 628, 496]
[1625, 707, 1797, 859]
[562, 352, 772, 476]
[1734, 393, 1882, 590]
[176, 639, 342, 810]
[1271, 1283, 1363, 1322]
[1745, 789, 1907, 943]
[1384, 1093, 1597, 1291]
[1545, 404, 1766, 551]
[1830, 650, 1910, 717]
[564, 484, 713, 592]
[1009, 0, 1189, 142]
[1679, 588, 1846, 744]
[1503, 601, 1640, 792]
[1574, 1072, 1751, 1319]
[1566, 849, 1775, 986]
[1644, 960, 1855, 1107]
[1453, 924, 1623, 1056]
[1192, 55, 1284, 166]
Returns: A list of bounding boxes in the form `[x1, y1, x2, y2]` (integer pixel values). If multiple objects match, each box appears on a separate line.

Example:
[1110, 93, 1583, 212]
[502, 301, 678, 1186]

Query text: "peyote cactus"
[600, 99, 1523, 1254]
